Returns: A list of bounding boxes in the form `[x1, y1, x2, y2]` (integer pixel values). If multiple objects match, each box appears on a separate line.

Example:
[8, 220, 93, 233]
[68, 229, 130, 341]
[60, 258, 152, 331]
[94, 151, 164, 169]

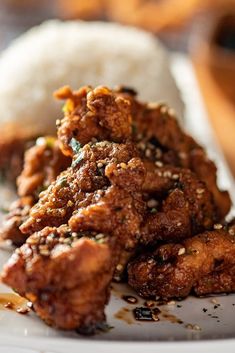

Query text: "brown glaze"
[114, 307, 134, 325]
[0, 292, 30, 314]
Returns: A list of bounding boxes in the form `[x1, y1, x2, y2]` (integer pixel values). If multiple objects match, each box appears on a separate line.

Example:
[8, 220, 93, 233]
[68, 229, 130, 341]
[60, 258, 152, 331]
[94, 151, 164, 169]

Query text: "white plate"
[0, 55, 235, 353]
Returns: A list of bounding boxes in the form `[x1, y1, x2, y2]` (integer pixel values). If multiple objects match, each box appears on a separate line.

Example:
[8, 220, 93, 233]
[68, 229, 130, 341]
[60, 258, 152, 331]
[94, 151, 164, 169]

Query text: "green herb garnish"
[69, 138, 81, 154]
[72, 151, 84, 168]
[150, 208, 157, 214]
[57, 176, 68, 187]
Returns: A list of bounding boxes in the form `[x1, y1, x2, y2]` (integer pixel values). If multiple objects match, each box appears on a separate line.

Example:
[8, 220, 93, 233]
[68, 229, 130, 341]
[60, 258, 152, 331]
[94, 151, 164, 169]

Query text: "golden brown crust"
[0, 138, 71, 245]
[128, 230, 235, 299]
[141, 166, 216, 244]
[17, 137, 71, 197]
[1, 84, 232, 332]
[1, 226, 114, 330]
[55, 86, 132, 156]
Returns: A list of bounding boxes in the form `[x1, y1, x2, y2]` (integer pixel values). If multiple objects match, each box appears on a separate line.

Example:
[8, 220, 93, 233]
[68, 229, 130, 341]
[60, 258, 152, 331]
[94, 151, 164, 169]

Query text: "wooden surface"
[193, 60, 235, 179]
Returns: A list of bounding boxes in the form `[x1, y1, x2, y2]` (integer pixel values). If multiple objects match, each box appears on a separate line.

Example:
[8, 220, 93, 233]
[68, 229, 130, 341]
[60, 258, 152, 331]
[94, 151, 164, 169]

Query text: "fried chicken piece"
[54, 86, 132, 156]
[0, 196, 34, 246]
[116, 87, 231, 219]
[128, 230, 235, 299]
[0, 138, 71, 245]
[1, 226, 115, 331]
[1, 84, 233, 332]
[2, 144, 146, 330]
[141, 166, 216, 244]
[56, 85, 230, 219]
[20, 141, 145, 240]
[2, 140, 146, 331]
[17, 137, 71, 198]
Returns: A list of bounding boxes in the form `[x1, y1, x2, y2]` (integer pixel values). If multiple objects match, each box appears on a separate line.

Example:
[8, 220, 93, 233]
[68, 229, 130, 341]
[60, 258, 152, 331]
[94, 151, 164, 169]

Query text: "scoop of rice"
[0, 20, 184, 138]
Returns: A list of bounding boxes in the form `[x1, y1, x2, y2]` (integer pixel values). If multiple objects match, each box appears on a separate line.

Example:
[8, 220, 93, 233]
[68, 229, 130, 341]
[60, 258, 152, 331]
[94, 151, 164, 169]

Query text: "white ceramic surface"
[0, 55, 234, 353]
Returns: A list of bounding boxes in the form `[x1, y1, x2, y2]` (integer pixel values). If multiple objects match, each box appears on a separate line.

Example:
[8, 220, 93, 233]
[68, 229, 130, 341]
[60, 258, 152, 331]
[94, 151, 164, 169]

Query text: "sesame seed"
[211, 298, 218, 304]
[97, 162, 103, 168]
[138, 142, 146, 151]
[40, 249, 50, 256]
[178, 248, 186, 256]
[145, 149, 151, 158]
[147, 199, 158, 208]
[196, 188, 205, 194]
[96, 233, 104, 240]
[155, 161, 163, 168]
[116, 264, 123, 271]
[120, 162, 127, 169]
[177, 222, 182, 227]
[185, 324, 193, 330]
[163, 171, 172, 178]
[214, 224, 223, 230]
[193, 324, 201, 331]
[229, 229, 235, 235]
[27, 237, 37, 245]
[147, 258, 155, 264]
[167, 300, 176, 305]
[172, 174, 179, 180]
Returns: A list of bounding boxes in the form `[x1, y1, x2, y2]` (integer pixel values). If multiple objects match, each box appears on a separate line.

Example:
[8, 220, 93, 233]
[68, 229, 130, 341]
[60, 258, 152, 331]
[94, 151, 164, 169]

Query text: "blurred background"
[0, 0, 235, 175]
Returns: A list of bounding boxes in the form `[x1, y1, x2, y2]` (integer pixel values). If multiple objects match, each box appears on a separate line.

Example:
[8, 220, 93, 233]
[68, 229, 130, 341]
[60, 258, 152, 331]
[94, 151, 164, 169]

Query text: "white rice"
[0, 20, 184, 138]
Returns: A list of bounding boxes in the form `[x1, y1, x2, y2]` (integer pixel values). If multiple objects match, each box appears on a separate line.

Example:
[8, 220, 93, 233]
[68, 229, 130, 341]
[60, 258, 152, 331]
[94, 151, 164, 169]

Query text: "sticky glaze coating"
[0, 138, 70, 245]
[1, 226, 115, 331]
[1, 85, 232, 332]
[128, 230, 235, 299]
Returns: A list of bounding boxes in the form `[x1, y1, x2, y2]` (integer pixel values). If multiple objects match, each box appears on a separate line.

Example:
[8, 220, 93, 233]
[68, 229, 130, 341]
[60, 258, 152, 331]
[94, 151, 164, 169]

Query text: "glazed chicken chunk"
[1, 226, 115, 331]
[0, 137, 70, 245]
[2, 86, 146, 330]
[128, 229, 235, 299]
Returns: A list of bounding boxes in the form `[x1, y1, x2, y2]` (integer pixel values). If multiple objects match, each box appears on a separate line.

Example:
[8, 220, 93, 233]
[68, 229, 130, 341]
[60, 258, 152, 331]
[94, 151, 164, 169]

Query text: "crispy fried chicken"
[128, 229, 235, 299]
[1, 85, 233, 332]
[0, 138, 70, 245]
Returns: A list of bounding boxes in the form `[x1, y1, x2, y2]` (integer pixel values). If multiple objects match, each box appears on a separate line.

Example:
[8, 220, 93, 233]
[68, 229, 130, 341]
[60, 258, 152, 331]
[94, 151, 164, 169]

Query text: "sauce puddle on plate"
[0, 293, 31, 314]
